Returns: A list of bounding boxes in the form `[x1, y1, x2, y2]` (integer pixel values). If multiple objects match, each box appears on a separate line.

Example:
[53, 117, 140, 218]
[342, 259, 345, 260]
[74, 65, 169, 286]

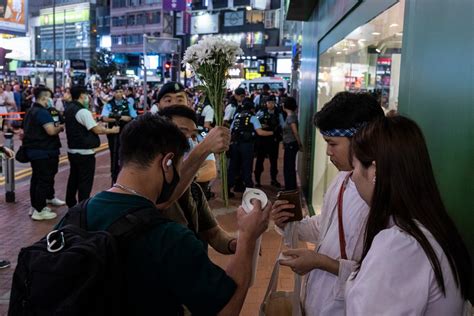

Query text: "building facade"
[289, 0, 474, 301]
[189, 0, 287, 83]
[110, 0, 173, 78]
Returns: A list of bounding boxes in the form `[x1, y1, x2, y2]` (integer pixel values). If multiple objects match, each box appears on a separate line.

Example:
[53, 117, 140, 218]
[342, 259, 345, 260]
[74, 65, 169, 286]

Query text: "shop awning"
[286, 0, 318, 21]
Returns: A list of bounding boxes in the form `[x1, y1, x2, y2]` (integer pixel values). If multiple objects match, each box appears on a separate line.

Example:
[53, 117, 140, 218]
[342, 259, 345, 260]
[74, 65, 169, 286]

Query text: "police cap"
[157, 82, 185, 103]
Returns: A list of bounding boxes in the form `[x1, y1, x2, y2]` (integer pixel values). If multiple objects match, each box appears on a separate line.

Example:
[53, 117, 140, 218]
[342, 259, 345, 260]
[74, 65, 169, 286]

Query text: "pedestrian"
[22, 87, 65, 221]
[159, 105, 237, 254]
[273, 92, 384, 315]
[254, 94, 284, 188]
[281, 96, 303, 190]
[65, 86, 120, 208]
[62, 113, 270, 315]
[228, 98, 274, 195]
[101, 87, 137, 184]
[346, 115, 471, 314]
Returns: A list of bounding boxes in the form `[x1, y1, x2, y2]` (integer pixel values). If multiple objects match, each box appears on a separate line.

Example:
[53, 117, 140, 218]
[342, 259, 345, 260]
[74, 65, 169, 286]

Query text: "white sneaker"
[46, 198, 66, 206]
[31, 208, 57, 221]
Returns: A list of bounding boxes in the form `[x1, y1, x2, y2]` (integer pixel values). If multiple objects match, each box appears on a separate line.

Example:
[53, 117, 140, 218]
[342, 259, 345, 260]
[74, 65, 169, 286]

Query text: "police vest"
[258, 93, 271, 111]
[196, 102, 205, 127]
[22, 103, 61, 150]
[232, 112, 256, 143]
[107, 99, 130, 128]
[259, 109, 280, 132]
[65, 101, 101, 150]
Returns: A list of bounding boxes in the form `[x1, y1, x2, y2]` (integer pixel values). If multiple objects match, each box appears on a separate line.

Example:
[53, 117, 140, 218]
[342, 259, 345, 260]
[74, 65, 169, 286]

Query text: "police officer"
[223, 88, 246, 127]
[253, 83, 272, 111]
[150, 81, 187, 114]
[254, 95, 284, 188]
[22, 87, 65, 220]
[65, 86, 120, 207]
[101, 87, 137, 184]
[195, 96, 214, 132]
[228, 98, 274, 195]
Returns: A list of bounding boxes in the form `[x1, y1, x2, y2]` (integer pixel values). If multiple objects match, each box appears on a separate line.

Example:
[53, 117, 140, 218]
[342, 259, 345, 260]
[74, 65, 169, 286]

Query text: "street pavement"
[0, 142, 305, 315]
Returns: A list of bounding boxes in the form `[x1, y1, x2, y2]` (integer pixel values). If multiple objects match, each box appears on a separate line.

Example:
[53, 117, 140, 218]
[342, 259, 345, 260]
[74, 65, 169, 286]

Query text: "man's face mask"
[83, 95, 89, 108]
[47, 98, 53, 108]
[156, 161, 180, 205]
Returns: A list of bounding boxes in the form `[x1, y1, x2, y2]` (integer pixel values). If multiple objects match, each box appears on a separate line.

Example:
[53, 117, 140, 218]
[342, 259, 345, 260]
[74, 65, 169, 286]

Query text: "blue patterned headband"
[320, 122, 367, 138]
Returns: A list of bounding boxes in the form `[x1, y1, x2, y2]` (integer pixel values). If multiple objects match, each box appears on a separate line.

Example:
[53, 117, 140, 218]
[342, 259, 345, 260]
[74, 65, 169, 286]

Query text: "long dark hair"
[352, 115, 471, 299]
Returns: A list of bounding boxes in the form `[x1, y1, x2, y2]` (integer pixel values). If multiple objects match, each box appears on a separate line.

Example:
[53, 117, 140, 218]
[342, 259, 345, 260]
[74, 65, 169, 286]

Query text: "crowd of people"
[0, 79, 472, 315]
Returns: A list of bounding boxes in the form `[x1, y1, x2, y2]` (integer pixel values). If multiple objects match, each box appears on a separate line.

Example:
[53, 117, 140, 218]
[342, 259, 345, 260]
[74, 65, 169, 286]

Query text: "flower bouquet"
[183, 37, 243, 206]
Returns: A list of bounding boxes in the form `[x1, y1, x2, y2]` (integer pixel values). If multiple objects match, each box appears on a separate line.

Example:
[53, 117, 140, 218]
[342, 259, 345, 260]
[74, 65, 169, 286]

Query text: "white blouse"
[345, 222, 469, 315]
[292, 171, 369, 316]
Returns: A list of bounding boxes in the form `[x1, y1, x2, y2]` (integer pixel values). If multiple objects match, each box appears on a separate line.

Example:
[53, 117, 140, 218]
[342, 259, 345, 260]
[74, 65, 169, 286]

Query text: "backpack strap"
[60, 198, 91, 229]
[107, 206, 169, 242]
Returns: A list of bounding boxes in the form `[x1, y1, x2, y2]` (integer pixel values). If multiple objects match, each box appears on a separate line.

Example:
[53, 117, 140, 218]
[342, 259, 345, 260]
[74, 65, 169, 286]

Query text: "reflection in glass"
[311, 1, 405, 213]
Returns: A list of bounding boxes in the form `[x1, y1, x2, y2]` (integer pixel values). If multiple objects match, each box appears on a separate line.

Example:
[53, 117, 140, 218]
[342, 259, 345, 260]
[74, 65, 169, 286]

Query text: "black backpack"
[9, 199, 169, 316]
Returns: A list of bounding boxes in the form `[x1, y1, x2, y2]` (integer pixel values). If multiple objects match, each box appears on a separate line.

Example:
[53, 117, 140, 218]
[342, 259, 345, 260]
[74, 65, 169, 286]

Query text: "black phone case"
[277, 190, 303, 223]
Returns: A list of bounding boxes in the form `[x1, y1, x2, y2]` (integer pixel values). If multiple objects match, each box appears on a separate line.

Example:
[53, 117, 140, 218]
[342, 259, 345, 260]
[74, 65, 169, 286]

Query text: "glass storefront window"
[311, 0, 405, 213]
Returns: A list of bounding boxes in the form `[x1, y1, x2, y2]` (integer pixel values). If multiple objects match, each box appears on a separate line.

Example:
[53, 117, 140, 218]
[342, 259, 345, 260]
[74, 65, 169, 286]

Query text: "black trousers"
[228, 142, 255, 189]
[66, 153, 96, 208]
[254, 138, 279, 184]
[30, 156, 59, 211]
[107, 134, 121, 184]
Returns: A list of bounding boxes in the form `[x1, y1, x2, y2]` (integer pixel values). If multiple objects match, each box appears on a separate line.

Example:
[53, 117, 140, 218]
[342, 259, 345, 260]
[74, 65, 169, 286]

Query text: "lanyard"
[337, 172, 352, 260]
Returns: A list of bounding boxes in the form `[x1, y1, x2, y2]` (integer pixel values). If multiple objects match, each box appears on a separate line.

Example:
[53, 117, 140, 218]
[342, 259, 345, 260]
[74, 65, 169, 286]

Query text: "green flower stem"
[191, 55, 234, 207]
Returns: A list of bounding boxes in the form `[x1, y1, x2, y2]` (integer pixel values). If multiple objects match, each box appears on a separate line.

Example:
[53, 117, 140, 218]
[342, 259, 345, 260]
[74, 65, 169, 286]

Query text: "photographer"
[101, 87, 137, 184]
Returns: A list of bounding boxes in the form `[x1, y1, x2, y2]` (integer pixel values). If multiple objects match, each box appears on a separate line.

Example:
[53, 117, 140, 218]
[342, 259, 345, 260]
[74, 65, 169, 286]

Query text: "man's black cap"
[157, 82, 185, 103]
[234, 87, 246, 96]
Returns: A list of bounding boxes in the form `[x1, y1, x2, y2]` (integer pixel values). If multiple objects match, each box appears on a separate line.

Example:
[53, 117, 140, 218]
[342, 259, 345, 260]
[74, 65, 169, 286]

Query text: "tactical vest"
[22, 104, 61, 150]
[258, 93, 271, 111]
[65, 101, 101, 150]
[231, 112, 256, 143]
[196, 102, 205, 127]
[259, 109, 280, 132]
[107, 98, 130, 128]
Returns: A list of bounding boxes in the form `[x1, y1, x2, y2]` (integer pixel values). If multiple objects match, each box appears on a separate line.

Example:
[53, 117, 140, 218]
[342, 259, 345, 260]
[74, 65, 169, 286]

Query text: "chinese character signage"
[163, 0, 187, 12]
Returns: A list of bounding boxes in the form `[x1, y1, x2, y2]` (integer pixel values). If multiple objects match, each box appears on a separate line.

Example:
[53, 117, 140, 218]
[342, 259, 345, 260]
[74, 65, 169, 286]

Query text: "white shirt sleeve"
[295, 215, 322, 243]
[75, 109, 98, 131]
[345, 228, 432, 315]
[223, 104, 235, 121]
[203, 105, 214, 123]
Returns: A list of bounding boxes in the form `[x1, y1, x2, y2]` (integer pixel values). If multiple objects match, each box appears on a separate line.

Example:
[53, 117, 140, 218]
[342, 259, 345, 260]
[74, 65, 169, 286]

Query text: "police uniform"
[101, 98, 137, 183]
[227, 110, 262, 190]
[195, 99, 215, 133]
[254, 107, 284, 186]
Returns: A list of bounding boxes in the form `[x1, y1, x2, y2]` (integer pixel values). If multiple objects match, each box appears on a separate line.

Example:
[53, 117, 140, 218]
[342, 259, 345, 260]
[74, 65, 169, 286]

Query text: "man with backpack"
[10, 114, 271, 315]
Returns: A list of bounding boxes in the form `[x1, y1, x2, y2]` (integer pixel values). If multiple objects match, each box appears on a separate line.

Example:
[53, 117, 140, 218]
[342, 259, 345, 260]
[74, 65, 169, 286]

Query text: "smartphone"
[276, 190, 303, 223]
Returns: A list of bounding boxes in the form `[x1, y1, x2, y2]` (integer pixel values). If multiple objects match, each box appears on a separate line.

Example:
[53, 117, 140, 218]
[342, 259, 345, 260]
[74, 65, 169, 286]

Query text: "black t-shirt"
[86, 191, 236, 315]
